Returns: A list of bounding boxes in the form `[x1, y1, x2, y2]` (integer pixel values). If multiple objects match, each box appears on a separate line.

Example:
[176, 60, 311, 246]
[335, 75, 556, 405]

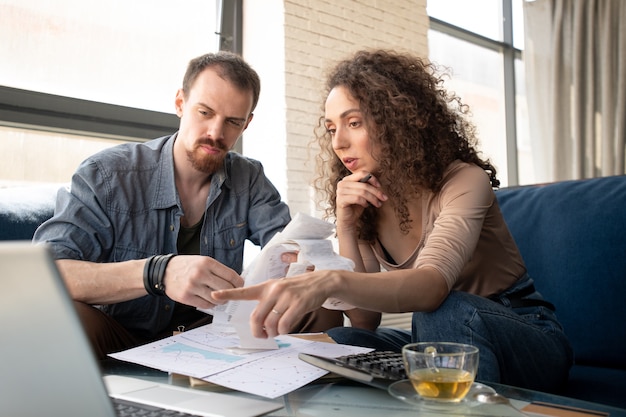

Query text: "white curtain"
[523, 0, 626, 182]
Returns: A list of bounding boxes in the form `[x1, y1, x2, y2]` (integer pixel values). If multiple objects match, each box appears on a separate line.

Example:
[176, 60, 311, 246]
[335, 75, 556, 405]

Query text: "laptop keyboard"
[112, 398, 200, 417]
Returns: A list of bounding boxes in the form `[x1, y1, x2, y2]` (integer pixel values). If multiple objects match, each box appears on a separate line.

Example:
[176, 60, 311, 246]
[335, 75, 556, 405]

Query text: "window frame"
[0, 0, 241, 142]
[429, 0, 523, 185]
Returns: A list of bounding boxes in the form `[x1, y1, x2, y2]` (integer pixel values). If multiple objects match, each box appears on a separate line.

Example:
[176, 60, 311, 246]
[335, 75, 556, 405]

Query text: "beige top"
[371, 161, 525, 297]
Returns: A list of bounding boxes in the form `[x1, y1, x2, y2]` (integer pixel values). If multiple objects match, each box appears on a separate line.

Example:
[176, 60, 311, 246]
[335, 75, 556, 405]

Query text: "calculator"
[299, 350, 406, 390]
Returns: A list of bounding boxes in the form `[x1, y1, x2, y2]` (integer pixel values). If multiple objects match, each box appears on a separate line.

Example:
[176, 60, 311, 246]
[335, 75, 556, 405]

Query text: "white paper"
[109, 323, 372, 398]
[201, 212, 356, 349]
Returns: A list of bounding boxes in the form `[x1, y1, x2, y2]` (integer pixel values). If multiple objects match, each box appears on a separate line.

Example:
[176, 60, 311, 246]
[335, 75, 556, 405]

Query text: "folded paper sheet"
[202, 212, 355, 349]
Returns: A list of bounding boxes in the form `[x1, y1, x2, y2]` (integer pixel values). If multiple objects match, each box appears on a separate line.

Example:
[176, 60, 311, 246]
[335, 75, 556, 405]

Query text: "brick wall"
[285, 0, 428, 215]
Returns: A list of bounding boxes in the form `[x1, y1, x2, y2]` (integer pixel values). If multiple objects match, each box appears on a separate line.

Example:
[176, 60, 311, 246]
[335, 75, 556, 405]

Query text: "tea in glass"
[402, 342, 479, 403]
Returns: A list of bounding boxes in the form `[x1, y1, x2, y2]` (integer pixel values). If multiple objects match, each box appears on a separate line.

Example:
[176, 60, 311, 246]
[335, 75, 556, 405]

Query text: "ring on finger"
[271, 308, 282, 316]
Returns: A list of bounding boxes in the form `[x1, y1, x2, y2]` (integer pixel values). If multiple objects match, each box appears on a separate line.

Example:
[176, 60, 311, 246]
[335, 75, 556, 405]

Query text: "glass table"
[101, 358, 626, 417]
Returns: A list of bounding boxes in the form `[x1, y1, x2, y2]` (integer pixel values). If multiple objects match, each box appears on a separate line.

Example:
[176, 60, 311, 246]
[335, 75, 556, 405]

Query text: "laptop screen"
[1, 241, 116, 416]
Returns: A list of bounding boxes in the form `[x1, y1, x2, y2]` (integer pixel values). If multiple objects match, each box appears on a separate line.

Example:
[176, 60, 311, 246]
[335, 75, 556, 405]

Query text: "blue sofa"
[0, 184, 58, 241]
[1, 176, 625, 408]
[496, 175, 626, 409]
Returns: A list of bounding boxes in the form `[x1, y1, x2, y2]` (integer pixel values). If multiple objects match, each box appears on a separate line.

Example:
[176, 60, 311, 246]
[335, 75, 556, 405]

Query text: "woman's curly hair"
[313, 49, 499, 242]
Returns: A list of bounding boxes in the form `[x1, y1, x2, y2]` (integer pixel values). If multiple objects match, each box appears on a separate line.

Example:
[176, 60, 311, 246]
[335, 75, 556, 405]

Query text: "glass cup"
[402, 342, 479, 403]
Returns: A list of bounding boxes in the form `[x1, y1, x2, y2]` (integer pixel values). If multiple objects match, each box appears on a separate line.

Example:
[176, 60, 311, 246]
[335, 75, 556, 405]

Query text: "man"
[33, 52, 343, 359]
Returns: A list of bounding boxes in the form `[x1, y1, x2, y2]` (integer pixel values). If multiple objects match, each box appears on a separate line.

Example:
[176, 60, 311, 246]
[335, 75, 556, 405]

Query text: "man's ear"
[243, 113, 254, 130]
[174, 89, 185, 117]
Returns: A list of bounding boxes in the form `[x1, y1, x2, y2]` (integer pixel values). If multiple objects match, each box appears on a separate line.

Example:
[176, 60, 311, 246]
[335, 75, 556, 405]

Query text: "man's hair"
[182, 51, 261, 113]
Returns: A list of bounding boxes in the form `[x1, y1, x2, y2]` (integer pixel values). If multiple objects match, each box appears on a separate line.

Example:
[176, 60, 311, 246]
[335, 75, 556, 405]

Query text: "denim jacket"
[33, 133, 291, 338]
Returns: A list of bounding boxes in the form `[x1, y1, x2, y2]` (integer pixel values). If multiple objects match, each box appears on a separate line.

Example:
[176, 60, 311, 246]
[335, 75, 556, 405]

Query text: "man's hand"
[280, 251, 315, 275]
[163, 255, 244, 309]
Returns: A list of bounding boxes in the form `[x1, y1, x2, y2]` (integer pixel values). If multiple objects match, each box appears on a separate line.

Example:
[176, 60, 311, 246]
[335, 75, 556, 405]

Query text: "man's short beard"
[186, 148, 225, 174]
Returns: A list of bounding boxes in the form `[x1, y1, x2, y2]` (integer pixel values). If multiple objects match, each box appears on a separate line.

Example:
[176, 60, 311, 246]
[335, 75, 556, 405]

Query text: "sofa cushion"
[0, 185, 59, 241]
[495, 175, 626, 369]
[565, 365, 626, 409]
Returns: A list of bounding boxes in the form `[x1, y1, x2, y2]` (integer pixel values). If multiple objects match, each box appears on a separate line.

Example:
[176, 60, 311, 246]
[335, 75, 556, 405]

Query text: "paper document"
[110, 323, 372, 398]
[202, 212, 356, 349]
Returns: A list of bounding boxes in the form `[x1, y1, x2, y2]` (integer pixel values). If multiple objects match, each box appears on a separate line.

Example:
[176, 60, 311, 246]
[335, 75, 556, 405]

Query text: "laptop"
[0, 241, 283, 417]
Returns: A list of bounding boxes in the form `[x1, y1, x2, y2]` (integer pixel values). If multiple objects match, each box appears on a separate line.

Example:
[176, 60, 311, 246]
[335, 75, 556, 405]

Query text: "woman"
[213, 49, 572, 392]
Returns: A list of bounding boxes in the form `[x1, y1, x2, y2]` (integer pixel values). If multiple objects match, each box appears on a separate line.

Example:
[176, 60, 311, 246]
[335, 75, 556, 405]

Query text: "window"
[0, 0, 231, 186]
[428, 0, 530, 186]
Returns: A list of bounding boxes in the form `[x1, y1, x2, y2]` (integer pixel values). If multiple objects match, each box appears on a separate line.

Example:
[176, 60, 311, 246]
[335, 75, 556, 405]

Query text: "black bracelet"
[143, 255, 156, 296]
[143, 254, 175, 297]
[153, 254, 172, 295]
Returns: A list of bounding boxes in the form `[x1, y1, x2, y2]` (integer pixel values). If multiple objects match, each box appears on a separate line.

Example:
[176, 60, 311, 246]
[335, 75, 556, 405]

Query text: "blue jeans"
[327, 276, 573, 393]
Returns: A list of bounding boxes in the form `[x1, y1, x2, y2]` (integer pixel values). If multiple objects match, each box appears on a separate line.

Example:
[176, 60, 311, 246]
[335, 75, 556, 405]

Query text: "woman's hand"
[335, 172, 387, 232]
[211, 271, 335, 338]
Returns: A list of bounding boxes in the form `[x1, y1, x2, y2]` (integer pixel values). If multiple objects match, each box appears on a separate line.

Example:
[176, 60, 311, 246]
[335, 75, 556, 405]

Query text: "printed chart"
[110, 323, 371, 398]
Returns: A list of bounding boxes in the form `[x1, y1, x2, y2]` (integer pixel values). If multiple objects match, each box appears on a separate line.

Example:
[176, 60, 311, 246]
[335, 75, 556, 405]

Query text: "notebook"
[0, 241, 283, 417]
